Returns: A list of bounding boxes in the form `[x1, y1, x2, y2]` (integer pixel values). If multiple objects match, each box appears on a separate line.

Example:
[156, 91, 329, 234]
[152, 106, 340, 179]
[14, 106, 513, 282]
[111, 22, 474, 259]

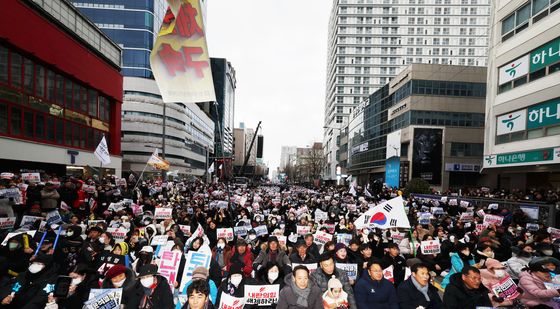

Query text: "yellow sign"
[150, 0, 215, 103]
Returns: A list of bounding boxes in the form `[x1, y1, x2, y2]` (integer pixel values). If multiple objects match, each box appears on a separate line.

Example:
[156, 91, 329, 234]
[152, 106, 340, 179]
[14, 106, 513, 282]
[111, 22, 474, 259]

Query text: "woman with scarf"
[215, 264, 246, 306]
[211, 237, 231, 277]
[136, 264, 174, 309]
[245, 262, 285, 309]
[277, 265, 322, 309]
[441, 242, 475, 289]
[507, 243, 535, 280]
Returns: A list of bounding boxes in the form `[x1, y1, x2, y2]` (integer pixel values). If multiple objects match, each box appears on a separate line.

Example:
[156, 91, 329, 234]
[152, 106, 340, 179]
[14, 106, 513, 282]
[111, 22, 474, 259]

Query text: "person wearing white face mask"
[216, 264, 246, 307]
[136, 264, 174, 309]
[101, 264, 143, 309]
[211, 237, 231, 274]
[0, 253, 58, 308]
[480, 258, 516, 307]
[52, 264, 99, 309]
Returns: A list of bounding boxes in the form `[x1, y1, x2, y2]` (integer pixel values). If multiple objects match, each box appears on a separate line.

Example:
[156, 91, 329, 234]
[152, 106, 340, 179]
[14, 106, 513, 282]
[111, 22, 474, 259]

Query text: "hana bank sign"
[496, 109, 527, 136]
[498, 54, 529, 85]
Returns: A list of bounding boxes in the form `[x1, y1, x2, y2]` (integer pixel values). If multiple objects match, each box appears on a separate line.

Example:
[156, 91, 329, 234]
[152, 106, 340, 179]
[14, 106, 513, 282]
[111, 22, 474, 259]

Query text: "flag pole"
[132, 161, 149, 193]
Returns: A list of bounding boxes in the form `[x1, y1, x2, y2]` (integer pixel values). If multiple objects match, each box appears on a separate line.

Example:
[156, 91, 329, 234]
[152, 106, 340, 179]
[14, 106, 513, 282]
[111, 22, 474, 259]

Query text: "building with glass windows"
[0, 0, 123, 177]
[74, 0, 215, 177]
[323, 0, 491, 182]
[347, 64, 490, 191]
[483, 0, 560, 190]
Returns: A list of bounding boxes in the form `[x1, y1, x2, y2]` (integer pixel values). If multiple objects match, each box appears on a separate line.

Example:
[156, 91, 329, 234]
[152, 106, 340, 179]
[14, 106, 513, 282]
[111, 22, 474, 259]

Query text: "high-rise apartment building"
[483, 0, 560, 189]
[75, 0, 215, 177]
[323, 0, 491, 181]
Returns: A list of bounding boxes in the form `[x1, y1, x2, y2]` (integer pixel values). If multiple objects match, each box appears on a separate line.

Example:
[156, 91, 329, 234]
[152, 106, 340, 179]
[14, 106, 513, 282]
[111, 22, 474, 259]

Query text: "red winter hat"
[105, 264, 127, 279]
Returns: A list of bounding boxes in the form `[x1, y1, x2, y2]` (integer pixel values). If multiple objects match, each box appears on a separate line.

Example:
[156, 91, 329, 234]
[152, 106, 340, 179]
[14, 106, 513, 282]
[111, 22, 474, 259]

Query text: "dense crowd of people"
[0, 172, 559, 309]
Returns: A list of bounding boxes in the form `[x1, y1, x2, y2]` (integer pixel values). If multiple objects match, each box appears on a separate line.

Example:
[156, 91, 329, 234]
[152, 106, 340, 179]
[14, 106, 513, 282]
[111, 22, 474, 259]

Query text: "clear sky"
[206, 0, 333, 174]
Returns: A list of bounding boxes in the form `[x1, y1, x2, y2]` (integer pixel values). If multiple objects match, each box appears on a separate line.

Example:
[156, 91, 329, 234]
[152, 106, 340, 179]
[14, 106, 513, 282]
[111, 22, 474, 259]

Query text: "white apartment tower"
[323, 0, 491, 181]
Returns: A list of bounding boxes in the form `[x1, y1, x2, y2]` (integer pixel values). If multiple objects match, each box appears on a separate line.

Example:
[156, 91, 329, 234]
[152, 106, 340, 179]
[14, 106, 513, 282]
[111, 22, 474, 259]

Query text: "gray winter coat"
[310, 267, 357, 309]
[253, 248, 291, 274]
[40, 188, 59, 211]
[276, 282, 323, 309]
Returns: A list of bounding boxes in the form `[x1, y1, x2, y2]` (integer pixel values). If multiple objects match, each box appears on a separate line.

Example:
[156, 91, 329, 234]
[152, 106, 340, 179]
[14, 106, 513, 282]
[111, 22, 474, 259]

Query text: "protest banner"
[21, 172, 40, 182]
[390, 232, 404, 241]
[277, 235, 287, 247]
[418, 212, 431, 225]
[20, 215, 42, 227]
[158, 250, 182, 292]
[150, 235, 169, 246]
[46, 210, 62, 225]
[337, 263, 358, 281]
[449, 199, 458, 206]
[179, 225, 191, 235]
[244, 284, 280, 306]
[431, 207, 445, 215]
[526, 223, 539, 231]
[315, 209, 328, 222]
[491, 276, 520, 300]
[218, 292, 245, 309]
[154, 208, 173, 220]
[460, 200, 470, 207]
[0, 217, 16, 230]
[420, 239, 441, 255]
[84, 288, 122, 309]
[296, 225, 311, 236]
[483, 214, 504, 226]
[549, 227, 560, 240]
[180, 251, 212, 292]
[106, 227, 128, 243]
[459, 212, 474, 222]
[217, 228, 234, 241]
[291, 263, 318, 273]
[254, 225, 268, 237]
[313, 230, 333, 246]
[234, 225, 248, 236]
[383, 265, 394, 283]
[337, 233, 353, 246]
[0, 188, 20, 199]
[322, 223, 336, 234]
[476, 223, 489, 234]
[476, 209, 486, 218]
[82, 184, 96, 194]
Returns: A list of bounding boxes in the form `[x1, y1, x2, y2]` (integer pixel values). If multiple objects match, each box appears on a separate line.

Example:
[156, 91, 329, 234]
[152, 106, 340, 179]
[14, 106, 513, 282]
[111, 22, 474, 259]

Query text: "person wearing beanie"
[0, 252, 59, 309]
[518, 261, 560, 308]
[322, 277, 350, 309]
[253, 236, 291, 275]
[176, 266, 219, 309]
[227, 238, 253, 278]
[480, 258, 516, 307]
[380, 242, 407, 287]
[137, 264, 174, 309]
[310, 252, 357, 309]
[101, 264, 143, 308]
[216, 263, 246, 307]
[441, 242, 475, 289]
[112, 242, 129, 256]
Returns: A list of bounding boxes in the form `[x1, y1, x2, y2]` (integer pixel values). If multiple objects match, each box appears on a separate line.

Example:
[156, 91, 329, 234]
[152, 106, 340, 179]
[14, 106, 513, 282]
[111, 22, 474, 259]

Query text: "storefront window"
[56, 74, 64, 105]
[24, 58, 33, 94]
[46, 70, 55, 101]
[55, 118, 64, 144]
[36, 65, 45, 98]
[65, 78, 73, 109]
[65, 122, 72, 146]
[10, 53, 22, 89]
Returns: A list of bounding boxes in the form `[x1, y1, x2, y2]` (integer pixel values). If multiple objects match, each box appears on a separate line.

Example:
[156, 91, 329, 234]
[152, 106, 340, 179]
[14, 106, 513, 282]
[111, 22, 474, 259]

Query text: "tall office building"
[323, 0, 491, 181]
[483, 0, 560, 189]
[74, 0, 215, 177]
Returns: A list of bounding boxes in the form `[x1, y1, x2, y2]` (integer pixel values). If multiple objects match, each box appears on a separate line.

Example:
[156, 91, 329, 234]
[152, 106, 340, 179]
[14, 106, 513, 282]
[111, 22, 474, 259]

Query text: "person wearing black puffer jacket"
[442, 266, 492, 309]
[136, 264, 174, 309]
[57, 263, 99, 309]
[101, 264, 144, 309]
[354, 259, 398, 309]
[397, 263, 442, 309]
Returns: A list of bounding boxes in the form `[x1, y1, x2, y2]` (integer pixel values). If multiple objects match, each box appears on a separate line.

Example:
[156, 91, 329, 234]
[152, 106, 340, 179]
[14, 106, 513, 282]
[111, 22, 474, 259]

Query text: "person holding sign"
[380, 243, 407, 287]
[397, 263, 442, 309]
[277, 265, 323, 309]
[354, 259, 398, 309]
[480, 258, 517, 307]
[101, 264, 143, 309]
[441, 242, 475, 289]
[518, 262, 560, 308]
[215, 264, 246, 307]
[136, 264, 174, 309]
[310, 253, 357, 309]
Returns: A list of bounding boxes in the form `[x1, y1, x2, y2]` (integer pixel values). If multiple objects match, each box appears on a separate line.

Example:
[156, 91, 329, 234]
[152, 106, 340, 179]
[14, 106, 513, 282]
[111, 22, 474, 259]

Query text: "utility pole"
[240, 121, 261, 177]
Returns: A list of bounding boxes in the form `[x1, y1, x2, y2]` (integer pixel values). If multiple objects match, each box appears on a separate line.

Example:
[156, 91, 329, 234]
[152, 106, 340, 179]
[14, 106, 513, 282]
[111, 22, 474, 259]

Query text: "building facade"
[483, 0, 560, 190]
[280, 146, 298, 171]
[0, 0, 123, 177]
[324, 0, 491, 181]
[233, 126, 267, 179]
[75, 0, 215, 178]
[347, 64, 489, 191]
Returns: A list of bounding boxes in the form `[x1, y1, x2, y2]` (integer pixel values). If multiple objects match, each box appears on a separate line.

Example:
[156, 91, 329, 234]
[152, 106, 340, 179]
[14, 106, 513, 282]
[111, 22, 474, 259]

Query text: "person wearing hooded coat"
[518, 262, 560, 308]
[0, 233, 35, 279]
[101, 264, 143, 309]
[441, 242, 475, 289]
[57, 263, 99, 309]
[442, 266, 492, 309]
[136, 264, 174, 309]
[215, 264, 246, 306]
[0, 252, 59, 309]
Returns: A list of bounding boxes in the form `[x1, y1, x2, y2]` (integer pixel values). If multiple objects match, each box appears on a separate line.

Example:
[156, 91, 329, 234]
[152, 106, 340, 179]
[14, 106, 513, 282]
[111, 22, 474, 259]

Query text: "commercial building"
[75, 0, 215, 178]
[347, 64, 489, 191]
[232, 125, 267, 180]
[483, 0, 560, 189]
[0, 0, 123, 177]
[280, 146, 297, 171]
[324, 0, 491, 181]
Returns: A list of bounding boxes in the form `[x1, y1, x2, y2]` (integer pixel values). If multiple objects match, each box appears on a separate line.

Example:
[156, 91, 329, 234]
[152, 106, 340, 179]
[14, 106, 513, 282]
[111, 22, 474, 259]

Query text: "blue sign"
[385, 157, 400, 188]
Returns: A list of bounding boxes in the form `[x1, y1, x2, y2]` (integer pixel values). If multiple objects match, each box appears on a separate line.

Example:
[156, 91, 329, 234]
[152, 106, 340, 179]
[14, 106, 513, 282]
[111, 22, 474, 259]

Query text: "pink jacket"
[518, 271, 560, 308]
[480, 268, 514, 307]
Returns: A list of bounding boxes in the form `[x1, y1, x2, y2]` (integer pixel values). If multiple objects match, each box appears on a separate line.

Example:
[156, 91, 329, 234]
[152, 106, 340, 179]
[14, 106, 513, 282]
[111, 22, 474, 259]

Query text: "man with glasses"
[442, 265, 492, 309]
[397, 263, 442, 309]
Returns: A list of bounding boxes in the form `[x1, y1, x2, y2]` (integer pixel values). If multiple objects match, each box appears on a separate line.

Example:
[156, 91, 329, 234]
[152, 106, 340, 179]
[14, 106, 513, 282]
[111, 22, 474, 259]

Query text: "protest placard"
[0, 217, 16, 230]
[217, 228, 234, 241]
[491, 276, 520, 300]
[244, 284, 280, 306]
[548, 227, 560, 240]
[459, 212, 474, 222]
[218, 292, 245, 309]
[315, 209, 328, 222]
[337, 263, 358, 281]
[88, 219, 105, 227]
[179, 225, 191, 235]
[420, 239, 441, 255]
[234, 225, 248, 236]
[158, 250, 182, 292]
[313, 230, 333, 246]
[337, 233, 353, 246]
[383, 265, 394, 283]
[180, 251, 212, 292]
[277, 235, 287, 247]
[418, 212, 431, 225]
[154, 208, 173, 220]
[82, 184, 96, 193]
[254, 225, 268, 237]
[21, 173, 40, 182]
[150, 235, 169, 246]
[431, 207, 445, 215]
[0, 188, 20, 199]
[46, 210, 62, 225]
[526, 223, 539, 231]
[449, 199, 458, 206]
[476, 209, 486, 218]
[476, 223, 489, 234]
[84, 288, 122, 309]
[322, 223, 336, 234]
[20, 215, 42, 227]
[390, 232, 404, 241]
[483, 214, 504, 226]
[2, 230, 36, 246]
[106, 227, 128, 243]
[460, 200, 470, 207]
